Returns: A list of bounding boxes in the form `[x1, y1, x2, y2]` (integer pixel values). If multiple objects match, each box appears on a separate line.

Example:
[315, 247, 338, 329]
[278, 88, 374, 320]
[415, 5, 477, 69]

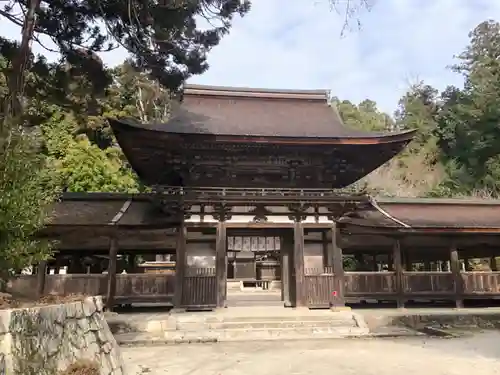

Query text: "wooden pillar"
[491, 256, 498, 271]
[174, 223, 187, 308]
[331, 222, 345, 306]
[392, 239, 404, 308]
[321, 231, 329, 268]
[281, 231, 292, 307]
[292, 221, 306, 307]
[127, 253, 137, 273]
[215, 222, 227, 308]
[388, 253, 394, 271]
[424, 260, 431, 271]
[450, 244, 464, 308]
[106, 237, 118, 311]
[54, 257, 63, 274]
[463, 256, 470, 271]
[36, 261, 47, 298]
[404, 250, 412, 271]
[372, 254, 378, 271]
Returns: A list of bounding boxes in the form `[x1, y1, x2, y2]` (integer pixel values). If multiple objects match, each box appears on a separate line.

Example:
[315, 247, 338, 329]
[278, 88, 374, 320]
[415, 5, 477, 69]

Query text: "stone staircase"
[110, 307, 371, 345]
[226, 289, 283, 307]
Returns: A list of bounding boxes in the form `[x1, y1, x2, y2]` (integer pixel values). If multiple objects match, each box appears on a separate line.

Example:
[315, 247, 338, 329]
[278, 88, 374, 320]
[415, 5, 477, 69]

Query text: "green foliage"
[40, 111, 140, 192]
[0, 120, 60, 281]
[431, 20, 500, 196]
[58, 137, 139, 193]
[334, 98, 392, 132]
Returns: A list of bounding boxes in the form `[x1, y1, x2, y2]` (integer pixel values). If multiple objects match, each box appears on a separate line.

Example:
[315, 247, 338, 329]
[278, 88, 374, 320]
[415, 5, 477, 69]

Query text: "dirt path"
[122, 332, 500, 375]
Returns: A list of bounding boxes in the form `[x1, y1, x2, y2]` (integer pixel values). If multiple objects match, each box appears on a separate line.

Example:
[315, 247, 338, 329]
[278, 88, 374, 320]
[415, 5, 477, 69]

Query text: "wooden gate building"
[105, 84, 414, 309]
[15, 85, 500, 310]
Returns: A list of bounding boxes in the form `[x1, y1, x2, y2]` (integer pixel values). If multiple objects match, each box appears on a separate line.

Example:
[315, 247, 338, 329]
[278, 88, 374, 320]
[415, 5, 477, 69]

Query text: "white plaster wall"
[186, 215, 334, 224]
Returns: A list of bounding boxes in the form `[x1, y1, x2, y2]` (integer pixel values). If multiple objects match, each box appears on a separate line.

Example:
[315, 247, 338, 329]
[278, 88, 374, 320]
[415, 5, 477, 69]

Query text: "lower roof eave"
[339, 222, 500, 234]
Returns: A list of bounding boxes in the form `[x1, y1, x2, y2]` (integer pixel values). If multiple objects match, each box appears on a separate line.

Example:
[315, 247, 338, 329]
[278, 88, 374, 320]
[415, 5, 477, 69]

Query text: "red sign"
[331, 291, 337, 297]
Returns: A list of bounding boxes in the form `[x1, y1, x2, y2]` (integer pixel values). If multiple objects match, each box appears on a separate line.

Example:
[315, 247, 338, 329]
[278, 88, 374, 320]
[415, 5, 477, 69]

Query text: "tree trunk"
[3, 0, 41, 123]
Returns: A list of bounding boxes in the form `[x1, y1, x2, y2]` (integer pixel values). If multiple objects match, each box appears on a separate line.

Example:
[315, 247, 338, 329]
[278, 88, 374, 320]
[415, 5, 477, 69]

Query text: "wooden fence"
[303, 268, 500, 307]
[462, 271, 500, 295]
[8, 273, 175, 304]
[403, 272, 455, 295]
[11, 269, 500, 309]
[182, 267, 217, 310]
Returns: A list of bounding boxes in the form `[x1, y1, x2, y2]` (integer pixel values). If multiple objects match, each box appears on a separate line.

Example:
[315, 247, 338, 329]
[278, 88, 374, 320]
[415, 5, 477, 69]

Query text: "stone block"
[89, 314, 104, 331]
[0, 300, 125, 375]
[77, 317, 90, 333]
[94, 296, 104, 312]
[53, 304, 67, 324]
[0, 310, 11, 335]
[83, 297, 97, 317]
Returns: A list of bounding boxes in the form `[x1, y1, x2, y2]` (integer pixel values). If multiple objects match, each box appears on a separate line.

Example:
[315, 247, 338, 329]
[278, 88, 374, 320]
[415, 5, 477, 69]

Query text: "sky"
[3, 0, 500, 114]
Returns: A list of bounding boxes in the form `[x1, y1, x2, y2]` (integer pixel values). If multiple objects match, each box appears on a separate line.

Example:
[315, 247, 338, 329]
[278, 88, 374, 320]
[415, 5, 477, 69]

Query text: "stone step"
[226, 300, 284, 307]
[108, 315, 360, 335]
[170, 326, 369, 341]
[176, 313, 356, 324]
[176, 319, 358, 331]
[115, 326, 370, 345]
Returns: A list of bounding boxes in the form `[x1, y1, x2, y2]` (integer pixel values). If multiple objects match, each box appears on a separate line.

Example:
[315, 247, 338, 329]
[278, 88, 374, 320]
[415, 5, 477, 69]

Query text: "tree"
[0, 119, 60, 288]
[334, 98, 391, 132]
[328, 0, 374, 34]
[0, 0, 250, 119]
[41, 111, 141, 192]
[434, 20, 500, 195]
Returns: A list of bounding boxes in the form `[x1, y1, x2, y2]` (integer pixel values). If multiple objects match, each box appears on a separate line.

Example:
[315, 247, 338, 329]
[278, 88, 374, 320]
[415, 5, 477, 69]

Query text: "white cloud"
[3, 0, 500, 113]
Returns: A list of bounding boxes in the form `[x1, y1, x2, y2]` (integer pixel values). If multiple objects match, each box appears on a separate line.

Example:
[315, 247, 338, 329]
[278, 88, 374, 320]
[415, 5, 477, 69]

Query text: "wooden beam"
[331, 223, 345, 307]
[215, 221, 227, 308]
[36, 261, 47, 298]
[293, 221, 306, 307]
[174, 223, 187, 308]
[106, 237, 118, 311]
[392, 239, 404, 308]
[450, 244, 464, 308]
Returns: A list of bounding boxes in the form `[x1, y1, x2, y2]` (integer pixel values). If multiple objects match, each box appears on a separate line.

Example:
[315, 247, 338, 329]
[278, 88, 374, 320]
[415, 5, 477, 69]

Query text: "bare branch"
[328, 0, 374, 36]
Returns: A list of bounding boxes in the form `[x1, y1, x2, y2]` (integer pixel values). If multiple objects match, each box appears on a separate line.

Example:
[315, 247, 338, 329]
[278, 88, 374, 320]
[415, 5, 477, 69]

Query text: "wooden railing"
[8, 273, 175, 304]
[182, 267, 217, 310]
[45, 274, 107, 296]
[462, 272, 500, 294]
[11, 270, 500, 309]
[345, 272, 397, 295]
[115, 274, 175, 303]
[302, 270, 500, 307]
[403, 272, 455, 295]
[7, 275, 39, 299]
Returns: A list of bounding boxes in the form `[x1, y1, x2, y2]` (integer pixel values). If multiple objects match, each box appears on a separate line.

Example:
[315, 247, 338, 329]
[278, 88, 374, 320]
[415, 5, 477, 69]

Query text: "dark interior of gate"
[11, 85, 500, 311]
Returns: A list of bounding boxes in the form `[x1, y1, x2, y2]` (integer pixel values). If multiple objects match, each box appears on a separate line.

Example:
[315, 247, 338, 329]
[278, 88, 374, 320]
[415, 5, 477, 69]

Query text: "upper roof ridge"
[184, 84, 329, 101]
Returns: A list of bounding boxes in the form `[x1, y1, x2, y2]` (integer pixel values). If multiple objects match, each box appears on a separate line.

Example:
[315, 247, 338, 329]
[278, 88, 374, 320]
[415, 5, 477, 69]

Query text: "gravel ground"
[122, 331, 500, 375]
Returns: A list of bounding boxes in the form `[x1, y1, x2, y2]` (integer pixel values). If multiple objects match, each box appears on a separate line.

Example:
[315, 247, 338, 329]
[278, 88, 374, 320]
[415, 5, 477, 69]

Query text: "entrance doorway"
[225, 233, 283, 307]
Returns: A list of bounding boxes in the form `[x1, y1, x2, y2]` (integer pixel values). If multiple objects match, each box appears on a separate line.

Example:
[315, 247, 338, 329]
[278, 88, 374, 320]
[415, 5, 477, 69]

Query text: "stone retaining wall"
[0, 296, 126, 375]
